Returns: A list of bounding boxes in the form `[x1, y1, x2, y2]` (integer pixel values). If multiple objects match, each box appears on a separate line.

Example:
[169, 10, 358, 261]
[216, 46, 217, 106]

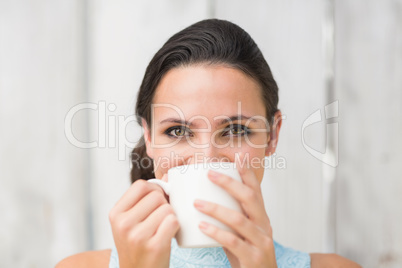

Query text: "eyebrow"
[159, 115, 257, 127]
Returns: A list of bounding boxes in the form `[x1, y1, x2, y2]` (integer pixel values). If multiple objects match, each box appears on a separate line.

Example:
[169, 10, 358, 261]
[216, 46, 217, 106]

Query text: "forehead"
[152, 65, 266, 126]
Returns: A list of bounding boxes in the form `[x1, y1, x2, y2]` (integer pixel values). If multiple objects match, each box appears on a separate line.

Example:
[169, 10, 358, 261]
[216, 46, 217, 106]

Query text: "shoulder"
[310, 253, 362, 268]
[55, 249, 111, 268]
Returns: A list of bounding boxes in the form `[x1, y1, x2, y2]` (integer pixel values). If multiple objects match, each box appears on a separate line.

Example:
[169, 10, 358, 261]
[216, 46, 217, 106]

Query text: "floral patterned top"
[109, 238, 311, 267]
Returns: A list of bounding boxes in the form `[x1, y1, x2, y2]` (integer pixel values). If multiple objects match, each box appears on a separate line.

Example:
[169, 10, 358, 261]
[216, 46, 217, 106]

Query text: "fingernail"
[199, 221, 209, 230]
[238, 164, 246, 175]
[194, 199, 206, 209]
[208, 170, 220, 181]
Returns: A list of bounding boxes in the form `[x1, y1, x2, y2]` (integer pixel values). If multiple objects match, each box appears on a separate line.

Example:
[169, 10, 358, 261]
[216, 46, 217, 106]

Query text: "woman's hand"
[194, 163, 277, 268]
[109, 175, 180, 268]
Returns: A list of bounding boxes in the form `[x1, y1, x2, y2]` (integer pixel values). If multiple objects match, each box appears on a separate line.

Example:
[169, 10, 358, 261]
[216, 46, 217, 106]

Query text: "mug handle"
[148, 179, 171, 196]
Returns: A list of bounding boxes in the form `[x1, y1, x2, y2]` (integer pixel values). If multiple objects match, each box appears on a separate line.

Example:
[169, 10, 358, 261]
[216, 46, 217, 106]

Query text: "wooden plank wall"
[335, 0, 402, 267]
[0, 0, 88, 267]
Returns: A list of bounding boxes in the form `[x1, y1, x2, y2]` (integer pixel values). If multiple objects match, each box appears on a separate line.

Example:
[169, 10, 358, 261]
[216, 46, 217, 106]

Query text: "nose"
[185, 141, 230, 164]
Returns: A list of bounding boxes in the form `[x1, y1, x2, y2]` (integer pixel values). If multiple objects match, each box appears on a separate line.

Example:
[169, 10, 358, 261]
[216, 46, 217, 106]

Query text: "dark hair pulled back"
[130, 19, 279, 183]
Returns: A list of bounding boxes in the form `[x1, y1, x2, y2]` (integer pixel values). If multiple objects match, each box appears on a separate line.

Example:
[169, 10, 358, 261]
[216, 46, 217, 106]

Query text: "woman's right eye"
[164, 126, 192, 138]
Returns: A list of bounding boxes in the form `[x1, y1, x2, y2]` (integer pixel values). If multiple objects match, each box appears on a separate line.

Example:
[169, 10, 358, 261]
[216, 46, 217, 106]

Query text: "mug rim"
[167, 161, 242, 182]
[168, 161, 236, 172]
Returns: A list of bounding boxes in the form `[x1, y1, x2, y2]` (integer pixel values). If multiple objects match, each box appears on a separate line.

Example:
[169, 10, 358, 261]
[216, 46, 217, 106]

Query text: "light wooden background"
[1, 1, 401, 267]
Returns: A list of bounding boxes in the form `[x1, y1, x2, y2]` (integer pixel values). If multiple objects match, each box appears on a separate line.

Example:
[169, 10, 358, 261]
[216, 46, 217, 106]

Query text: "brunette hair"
[130, 19, 279, 183]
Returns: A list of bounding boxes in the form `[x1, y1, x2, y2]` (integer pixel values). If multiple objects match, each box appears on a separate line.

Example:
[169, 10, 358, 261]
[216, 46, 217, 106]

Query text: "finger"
[198, 221, 252, 261]
[122, 190, 168, 225]
[113, 179, 165, 213]
[135, 203, 175, 239]
[235, 153, 261, 191]
[152, 214, 180, 247]
[207, 170, 265, 222]
[194, 199, 267, 245]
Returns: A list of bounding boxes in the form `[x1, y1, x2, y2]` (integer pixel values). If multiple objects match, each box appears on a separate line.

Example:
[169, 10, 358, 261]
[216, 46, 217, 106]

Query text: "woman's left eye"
[223, 124, 251, 137]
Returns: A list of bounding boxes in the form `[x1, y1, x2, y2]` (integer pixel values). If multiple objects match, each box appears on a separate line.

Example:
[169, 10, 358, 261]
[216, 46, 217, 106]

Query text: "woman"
[57, 19, 360, 267]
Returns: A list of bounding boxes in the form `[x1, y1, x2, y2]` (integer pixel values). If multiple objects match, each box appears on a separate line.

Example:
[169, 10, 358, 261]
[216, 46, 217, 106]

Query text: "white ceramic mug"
[148, 162, 243, 248]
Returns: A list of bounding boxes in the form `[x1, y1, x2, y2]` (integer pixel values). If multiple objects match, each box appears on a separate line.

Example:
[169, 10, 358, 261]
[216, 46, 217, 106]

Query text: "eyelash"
[163, 124, 252, 139]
